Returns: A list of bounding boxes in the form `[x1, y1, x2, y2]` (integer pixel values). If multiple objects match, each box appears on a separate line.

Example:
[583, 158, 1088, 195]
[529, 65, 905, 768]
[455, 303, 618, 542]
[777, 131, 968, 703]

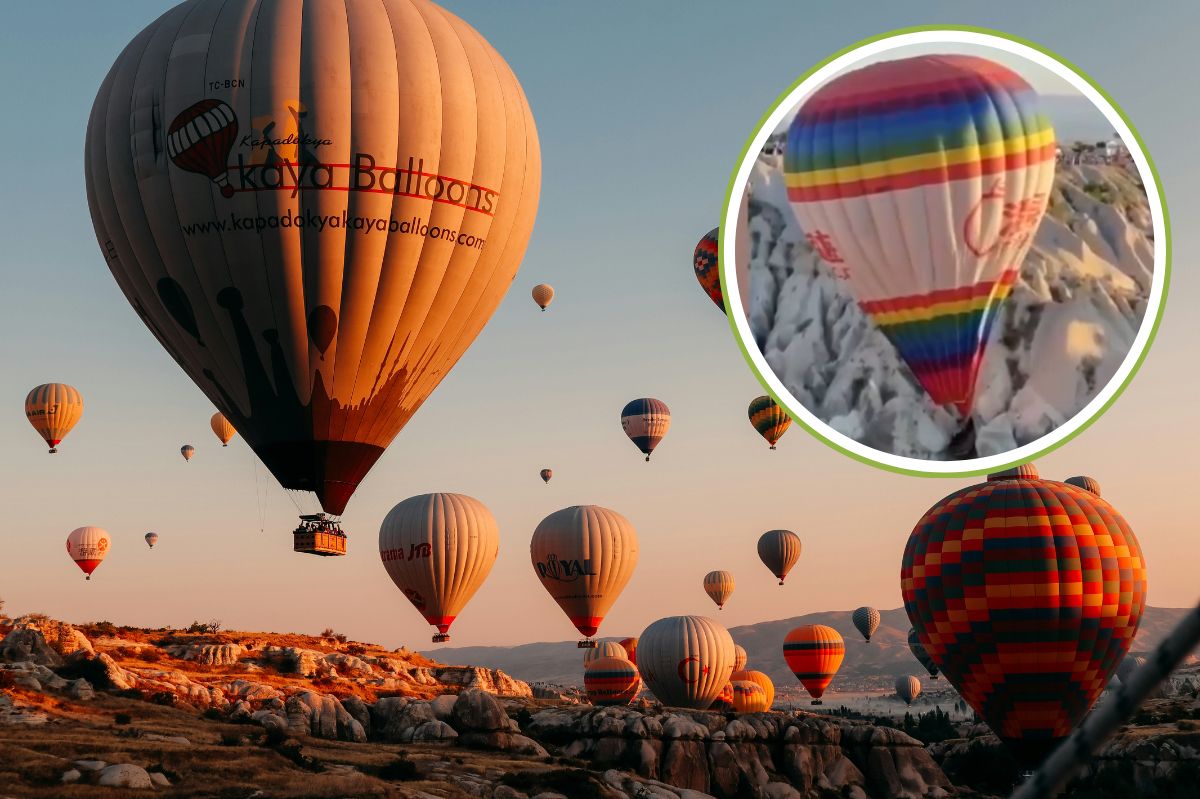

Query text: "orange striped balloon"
[732, 680, 769, 713]
[710, 681, 734, 710]
[210, 412, 236, 446]
[783, 624, 845, 704]
[730, 669, 774, 709]
[25, 383, 83, 454]
[584, 656, 639, 706]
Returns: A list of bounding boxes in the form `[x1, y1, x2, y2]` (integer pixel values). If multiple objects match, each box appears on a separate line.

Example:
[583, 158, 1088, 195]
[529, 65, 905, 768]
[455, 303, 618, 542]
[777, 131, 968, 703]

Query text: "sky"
[0, 1, 1195, 651]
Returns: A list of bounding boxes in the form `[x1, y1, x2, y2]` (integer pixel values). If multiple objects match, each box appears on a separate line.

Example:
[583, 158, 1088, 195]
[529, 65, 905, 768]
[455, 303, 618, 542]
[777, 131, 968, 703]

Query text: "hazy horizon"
[0, 1, 1195, 652]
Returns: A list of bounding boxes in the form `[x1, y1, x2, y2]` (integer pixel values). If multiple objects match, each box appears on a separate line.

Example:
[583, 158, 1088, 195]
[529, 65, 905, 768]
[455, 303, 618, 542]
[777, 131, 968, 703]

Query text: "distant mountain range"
[424, 606, 1195, 689]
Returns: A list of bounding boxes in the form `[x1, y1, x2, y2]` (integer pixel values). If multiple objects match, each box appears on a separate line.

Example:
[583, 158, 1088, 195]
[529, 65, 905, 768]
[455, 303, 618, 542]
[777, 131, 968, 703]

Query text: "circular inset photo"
[722, 27, 1169, 475]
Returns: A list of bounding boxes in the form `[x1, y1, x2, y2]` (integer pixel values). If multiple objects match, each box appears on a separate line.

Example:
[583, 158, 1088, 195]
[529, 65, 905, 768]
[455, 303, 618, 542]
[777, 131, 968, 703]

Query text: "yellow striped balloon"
[730, 669, 774, 710]
[732, 644, 747, 672]
[25, 383, 83, 454]
[210, 412, 236, 446]
[532, 283, 555, 311]
[747, 395, 790, 450]
[702, 570, 735, 610]
[584, 656, 640, 707]
[583, 641, 629, 666]
[732, 680, 769, 713]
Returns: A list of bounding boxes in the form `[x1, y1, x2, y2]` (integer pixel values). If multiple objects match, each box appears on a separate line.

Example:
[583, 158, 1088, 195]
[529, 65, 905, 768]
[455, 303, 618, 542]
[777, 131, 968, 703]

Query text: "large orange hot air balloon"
[210, 413, 236, 446]
[379, 493, 499, 643]
[783, 624, 844, 705]
[757, 529, 801, 585]
[85, 0, 541, 548]
[531, 506, 638, 646]
[25, 384, 83, 454]
[902, 465, 1146, 767]
[584, 656, 639, 707]
[732, 680, 769, 713]
[785, 55, 1055, 419]
[730, 669, 775, 710]
[66, 526, 111, 580]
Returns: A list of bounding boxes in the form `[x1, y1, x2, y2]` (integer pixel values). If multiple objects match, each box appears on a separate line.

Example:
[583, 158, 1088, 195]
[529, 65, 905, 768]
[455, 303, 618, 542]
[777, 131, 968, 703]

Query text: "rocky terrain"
[3, 612, 1199, 798]
[743, 154, 1153, 459]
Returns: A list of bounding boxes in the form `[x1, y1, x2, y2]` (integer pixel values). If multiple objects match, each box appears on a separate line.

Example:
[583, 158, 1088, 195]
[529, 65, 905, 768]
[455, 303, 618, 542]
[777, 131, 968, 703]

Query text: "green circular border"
[718, 24, 1172, 479]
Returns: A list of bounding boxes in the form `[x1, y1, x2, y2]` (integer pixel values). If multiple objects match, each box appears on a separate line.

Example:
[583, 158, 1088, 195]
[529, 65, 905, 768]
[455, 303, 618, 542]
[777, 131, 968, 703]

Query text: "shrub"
[320, 628, 336, 639]
[150, 691, 177, 707]
[202, 707, 224, 721]
[378, 756, 419, 781]
[114, 712, 133, 725]
[0, 671, 15, 690]
[91, 621, 118, 637]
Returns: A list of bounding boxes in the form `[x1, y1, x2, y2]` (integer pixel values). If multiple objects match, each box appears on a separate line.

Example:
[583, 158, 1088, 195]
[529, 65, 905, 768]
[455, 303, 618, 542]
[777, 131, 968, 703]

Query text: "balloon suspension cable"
[1010, 600, 1200, 799]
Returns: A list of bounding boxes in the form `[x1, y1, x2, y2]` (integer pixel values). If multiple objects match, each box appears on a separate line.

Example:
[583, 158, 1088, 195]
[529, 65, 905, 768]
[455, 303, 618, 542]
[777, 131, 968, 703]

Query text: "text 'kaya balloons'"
[901, 465, 1146, 767]
[584, 656, 640, 707]
[86, 0, 541, 526]
[693, 228, 723, 313]
[638, 615, 734, 710]
[621, 398, 671, 461]
[379, 493, 499, 643]
[26, 384, 83, 454]
[784, 55, 1055, 418]
[531, 506, 638, 645]
[67, 526, 110, 580]
[748, 395, 791, 450]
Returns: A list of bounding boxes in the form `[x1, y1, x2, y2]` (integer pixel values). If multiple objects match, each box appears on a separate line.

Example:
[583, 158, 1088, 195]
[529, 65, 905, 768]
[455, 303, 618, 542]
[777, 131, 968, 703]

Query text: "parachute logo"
[167, 99, 239, 198]
[534, 553, 596, 582]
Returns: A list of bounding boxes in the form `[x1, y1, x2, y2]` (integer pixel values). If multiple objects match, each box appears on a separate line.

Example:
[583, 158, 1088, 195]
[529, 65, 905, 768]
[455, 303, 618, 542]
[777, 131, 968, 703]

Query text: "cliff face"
[744, 157, 1153, 459]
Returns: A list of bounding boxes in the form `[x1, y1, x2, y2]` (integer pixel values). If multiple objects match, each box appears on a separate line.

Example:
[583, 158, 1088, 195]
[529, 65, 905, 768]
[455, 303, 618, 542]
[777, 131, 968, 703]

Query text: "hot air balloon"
[144, 532, 159, 549]
[1117, 655, 1147, 684]
[732, 680, 769, 713]
[907, 628, 939, 680]
[710, 681, 734, 711]
[748, 396, 790, 450]
[896, 675, 922, 706]
[703, 570, 735, 610]
[618, 637, 638, 666]
[638, 615, 734, 710]
[620, 398, 670, 461]
[732, 644, 748, 672]
[532, 283, 555, 311]
[583, 641, 629, 665]
[693, 228, 724, 313]
[540, 468, 553, 484]
[180, 445, 195, 462]
[584, 656, 639, 707]
[86, 0, 541, 553]
[852, 606, 881, 643]
[730, 669, 775, 710]
[66, 526, 110, 580]
[531, 506, 638, 646]
[784, 55, 1055, 420]
[25, 384, 83, 454]
[210, 412, 236, 446]
[783, 624, 844, 705]
[379, 493, 500, 643]
[757, 529, 801, 585]
[1066, 475, 1102, 495]
[901, 464, 1146, 767]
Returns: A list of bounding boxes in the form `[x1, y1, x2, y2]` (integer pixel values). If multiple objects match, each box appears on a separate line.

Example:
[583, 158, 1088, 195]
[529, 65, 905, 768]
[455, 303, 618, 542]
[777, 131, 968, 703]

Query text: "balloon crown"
[986, 463, 1039, 481]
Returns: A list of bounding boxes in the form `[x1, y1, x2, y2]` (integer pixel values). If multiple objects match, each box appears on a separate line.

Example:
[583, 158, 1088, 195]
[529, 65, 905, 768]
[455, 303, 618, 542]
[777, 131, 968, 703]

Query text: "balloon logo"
[167, 100, 238, 198]
[676, 656, 707, 684]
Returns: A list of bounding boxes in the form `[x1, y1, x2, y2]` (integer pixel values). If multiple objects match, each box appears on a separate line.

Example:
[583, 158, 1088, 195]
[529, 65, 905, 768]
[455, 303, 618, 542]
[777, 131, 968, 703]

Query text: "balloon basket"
[578, 639, 597, 649]
[810, 700, 822, 706]
[48, 448, 58, 454]
[432, 633, 449, 643]
[293, 515, 347, 556]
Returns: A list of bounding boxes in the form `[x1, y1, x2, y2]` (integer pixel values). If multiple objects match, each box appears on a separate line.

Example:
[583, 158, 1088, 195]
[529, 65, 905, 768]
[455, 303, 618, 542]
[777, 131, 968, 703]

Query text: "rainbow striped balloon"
[584, 656, 640, 707]
[901, 464, 1146, 767]
[785, 55, 1056, 417]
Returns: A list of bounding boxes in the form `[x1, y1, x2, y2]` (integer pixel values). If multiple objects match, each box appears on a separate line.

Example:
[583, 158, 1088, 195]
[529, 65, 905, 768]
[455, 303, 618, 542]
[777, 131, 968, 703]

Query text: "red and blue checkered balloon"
[901, 464, 1146, 767]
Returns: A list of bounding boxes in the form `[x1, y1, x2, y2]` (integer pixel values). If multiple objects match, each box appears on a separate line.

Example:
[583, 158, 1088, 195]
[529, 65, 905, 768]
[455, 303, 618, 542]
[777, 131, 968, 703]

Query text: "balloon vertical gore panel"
[720, 27, 1169, 476]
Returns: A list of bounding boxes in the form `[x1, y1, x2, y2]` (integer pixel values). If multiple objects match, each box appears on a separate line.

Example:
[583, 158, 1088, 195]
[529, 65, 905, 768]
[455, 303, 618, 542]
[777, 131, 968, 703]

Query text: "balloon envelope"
[783, 624, 844, 702]
[583, 641, 628, 665]
[532, 283, 555, 310]
[530, 505, 638, 639]
[784, 55, 1055, 417]
[66, 526, 110, 579]
[620, 398, 670, 461]
[25, 384, 83, 453]
[852, 606, 881, 642]
[210, 412, 236, 446]
[693, 228, 723, 312]
[144, 532, 159, 549]
[757, 529, 801, 584]
[618, 637, 638, 666]
[896, 675, 922, 706]
[703, 570, 735, 610]
[584, 656, 639, 707]
[539, 468, 553, 484]
[379, 493, 499, 640]
[732, 680, 768, 713]
[901, 464, 1147, 767]
[86, 0, 541, 517]
[732, 644, 747, 672]
[730, 669, 775, 710]
[638, 615, 734, 710]
[180, 445, 195, 461]
[748, 395, 790, 449]
[907, 628, 939, 680]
